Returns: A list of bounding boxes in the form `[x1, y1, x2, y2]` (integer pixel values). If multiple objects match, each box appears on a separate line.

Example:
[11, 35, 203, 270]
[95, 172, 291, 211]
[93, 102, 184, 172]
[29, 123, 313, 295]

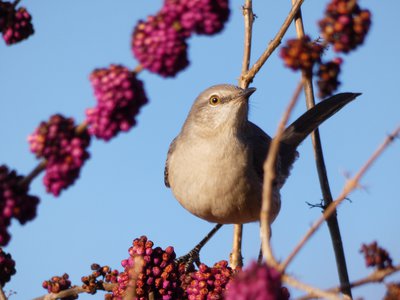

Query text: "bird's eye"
[209, 95, 221, 106]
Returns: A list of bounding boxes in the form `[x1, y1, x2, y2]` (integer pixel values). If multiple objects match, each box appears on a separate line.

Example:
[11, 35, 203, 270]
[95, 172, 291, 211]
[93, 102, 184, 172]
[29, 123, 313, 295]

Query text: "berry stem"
[133, 64, 143, 74]
[242, 0, 305, 86]
[0, 285, 6, 300]
[12, 0, 21, 8]
[290, 2, 352, 297]
[19, 160, 46, 188]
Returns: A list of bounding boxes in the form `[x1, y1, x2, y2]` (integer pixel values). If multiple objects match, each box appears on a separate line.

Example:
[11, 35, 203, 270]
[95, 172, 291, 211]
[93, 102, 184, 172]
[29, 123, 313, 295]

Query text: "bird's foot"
[175, 246, 201, 271]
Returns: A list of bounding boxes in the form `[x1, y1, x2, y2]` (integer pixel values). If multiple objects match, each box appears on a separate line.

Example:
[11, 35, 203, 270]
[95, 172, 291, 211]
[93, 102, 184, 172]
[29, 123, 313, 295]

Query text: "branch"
[0, 285, 6, 300]
[242, 0, 305, 86]
[19, 160, 46, 187]
[260, 81, 303, 267]
[33, 282, 116, 300]
[289, 0, 352, 297]
[230, 0, 255, 270]
[283, 274, 342, 300]
[298, 264, 400, 299]
[280, 126, 400, 271]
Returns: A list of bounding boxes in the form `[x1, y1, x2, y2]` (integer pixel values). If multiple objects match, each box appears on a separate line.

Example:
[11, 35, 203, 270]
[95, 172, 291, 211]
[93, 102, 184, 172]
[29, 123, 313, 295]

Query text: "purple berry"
[0, 248, 16, 287]
[132, 12, 189, 77]
[86, 65, 148, 141]
[28, 114, 91, 196]
[225, 262, 289, 300]
[2, 5, 34, 45]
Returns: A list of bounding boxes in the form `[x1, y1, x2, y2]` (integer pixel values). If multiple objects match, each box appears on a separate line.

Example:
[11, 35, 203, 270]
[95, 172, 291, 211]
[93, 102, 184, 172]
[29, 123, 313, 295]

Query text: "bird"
[164, 84, 359, 264]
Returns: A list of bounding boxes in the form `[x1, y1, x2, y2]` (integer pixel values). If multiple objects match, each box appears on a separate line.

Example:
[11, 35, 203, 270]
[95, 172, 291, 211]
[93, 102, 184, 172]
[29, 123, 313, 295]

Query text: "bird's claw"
[175, 247, 201, 272]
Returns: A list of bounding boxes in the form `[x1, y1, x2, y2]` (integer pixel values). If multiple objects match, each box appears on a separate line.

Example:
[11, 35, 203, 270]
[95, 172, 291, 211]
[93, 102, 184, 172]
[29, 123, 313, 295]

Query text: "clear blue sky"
[1, 1, 399, 299]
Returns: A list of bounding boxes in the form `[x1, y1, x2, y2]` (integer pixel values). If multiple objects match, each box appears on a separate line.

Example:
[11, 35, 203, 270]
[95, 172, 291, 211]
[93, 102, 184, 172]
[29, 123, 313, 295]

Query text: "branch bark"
[33, 283, 116, 300]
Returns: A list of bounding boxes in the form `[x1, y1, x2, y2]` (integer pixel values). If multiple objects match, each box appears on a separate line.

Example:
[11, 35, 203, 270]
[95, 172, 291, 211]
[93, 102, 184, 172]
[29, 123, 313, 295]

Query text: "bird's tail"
[280, 92, 361, 147]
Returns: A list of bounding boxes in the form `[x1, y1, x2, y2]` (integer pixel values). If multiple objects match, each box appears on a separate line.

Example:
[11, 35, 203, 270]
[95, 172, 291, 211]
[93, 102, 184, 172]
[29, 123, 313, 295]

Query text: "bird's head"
[183, 84, 256, 135]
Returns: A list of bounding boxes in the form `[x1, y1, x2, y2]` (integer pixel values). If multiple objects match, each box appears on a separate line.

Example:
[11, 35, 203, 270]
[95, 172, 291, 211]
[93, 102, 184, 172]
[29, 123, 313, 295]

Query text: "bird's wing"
[246, 122, 272, 181]
[247, 121, 297, 186]
[164, 137, 177, 188]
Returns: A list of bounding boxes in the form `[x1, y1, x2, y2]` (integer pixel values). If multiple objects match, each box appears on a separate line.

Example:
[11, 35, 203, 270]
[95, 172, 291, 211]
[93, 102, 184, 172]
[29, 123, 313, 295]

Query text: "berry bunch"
[28, 114, 91, 196]
[319, 0, 371, 53]
[86, 65, 148, 141]
[0, 248, 16, 287]
[111, 236, 181, 299]
[0, 1, 34, 45]
[360, 241, 393, 270]
[132, 0, 230, 77]
[163, 0, 230, 35]
[279, 36, 323, 76]
[42, 273, 76, 299]
[0, 165, 39, 246]
[183, 260, 234, 299]
[225, 262, 289, 300]
[317, 57, 342, 98]
[81, 263, 119, 294]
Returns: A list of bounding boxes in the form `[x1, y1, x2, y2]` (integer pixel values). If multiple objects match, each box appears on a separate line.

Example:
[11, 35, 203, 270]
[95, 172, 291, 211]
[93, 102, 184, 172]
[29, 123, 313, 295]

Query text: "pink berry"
[2, 5, 34, 45]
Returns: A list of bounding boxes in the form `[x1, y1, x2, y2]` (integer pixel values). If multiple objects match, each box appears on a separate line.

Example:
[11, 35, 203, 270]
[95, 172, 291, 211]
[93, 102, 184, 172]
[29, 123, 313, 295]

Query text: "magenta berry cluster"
[319, 0, 371, 53]
[132, 0, 230, 77]
[111, 236, 181, 299]
[317, 57, 343, 99]
[0, 165, 39, 246]
[182, 260, 234, 299]
[0, 248, 16, 286]
[280, 36, 323, 76]
[42, 273, 77, 299]
[225, 261, 289, 300]
[28, 114, 91, 196]
[0, 1, 34, 45]
[86, 64, 148, 141]
[360, 241, 393, 270]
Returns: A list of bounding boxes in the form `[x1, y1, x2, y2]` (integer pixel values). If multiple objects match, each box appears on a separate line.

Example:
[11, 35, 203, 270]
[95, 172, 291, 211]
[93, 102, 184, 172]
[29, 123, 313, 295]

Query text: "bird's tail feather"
[280, 92, 361, 147]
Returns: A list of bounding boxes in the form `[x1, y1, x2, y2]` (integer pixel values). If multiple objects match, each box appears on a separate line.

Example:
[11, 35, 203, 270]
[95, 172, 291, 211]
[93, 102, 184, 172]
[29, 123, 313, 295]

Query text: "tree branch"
[260, 81, 303, 267]
[0, 285, 7, 300]
[289, 1, 352, 297]
[280, 126, 400, 272]
[242, 0, 305, 86]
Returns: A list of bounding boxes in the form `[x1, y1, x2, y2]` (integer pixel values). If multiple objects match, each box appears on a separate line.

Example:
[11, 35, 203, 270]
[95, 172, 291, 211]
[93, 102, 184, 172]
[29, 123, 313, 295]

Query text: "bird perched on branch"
[164, 84, 359, 264]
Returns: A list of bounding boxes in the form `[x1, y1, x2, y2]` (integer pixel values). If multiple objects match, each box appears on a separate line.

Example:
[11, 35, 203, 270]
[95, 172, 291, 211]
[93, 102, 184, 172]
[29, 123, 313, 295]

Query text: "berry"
[28, 114, 91, 196]
[384, 283, 400, 300]
[0, 248, 16, 287]
[0, 165, 39, 246]
[184, 260, 234, 300]
[1, 4, 34, 45]
[360, 241, 393, 270]
[132, 12, 189, 77]
[42, 273, 76, 299]
[316, 57, 342, 98]
[81, 263, 119, 294]
[111, 236, 181, 299]
[86, 65, 148, 141]
[225, 261, 289, 300]
[163, 0, 230, 35]
[319, 0, 371, 53]
[280, 36, 323, 75]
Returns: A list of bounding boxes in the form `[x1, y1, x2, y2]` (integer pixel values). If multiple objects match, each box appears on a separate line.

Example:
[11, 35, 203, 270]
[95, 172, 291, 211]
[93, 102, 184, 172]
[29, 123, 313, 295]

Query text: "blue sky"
[1, 1, 399, 299]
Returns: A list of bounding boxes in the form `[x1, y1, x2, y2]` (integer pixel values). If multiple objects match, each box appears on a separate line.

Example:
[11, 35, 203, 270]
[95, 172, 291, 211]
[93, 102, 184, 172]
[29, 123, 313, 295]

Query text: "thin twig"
[260, 81, 303, 267]
[289, 1, 352, 297]
[242, 0, 305, 86]
[0, 285, 7, 300]
[283, 274, 342, 300]
[33, 282, 116, 300]
[19, 160, 46, 187]
[280, 126, 400, 271]
[230, 0, 255, 270]
[298, 264, 400, 300]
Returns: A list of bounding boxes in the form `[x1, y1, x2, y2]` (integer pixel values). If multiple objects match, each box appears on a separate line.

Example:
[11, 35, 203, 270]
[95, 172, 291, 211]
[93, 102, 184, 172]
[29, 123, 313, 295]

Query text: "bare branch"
[283, 274, 342, 300]
[242, 0, 305, 86]
[19, 160, 46, 188]
[280, 126, 400, 271]
[0, 285, 7, 300]
[289, 0, 352, 297]
[260, 80, 303, 267]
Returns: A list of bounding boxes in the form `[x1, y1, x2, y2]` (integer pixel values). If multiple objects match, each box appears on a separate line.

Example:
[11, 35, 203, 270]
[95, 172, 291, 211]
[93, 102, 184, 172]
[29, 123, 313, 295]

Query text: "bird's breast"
[168, 134, 263, 224]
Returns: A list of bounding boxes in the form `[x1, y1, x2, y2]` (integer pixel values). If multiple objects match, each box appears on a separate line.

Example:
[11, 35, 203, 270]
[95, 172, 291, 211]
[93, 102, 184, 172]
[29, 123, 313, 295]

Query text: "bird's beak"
[243, 87, 256, 98]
